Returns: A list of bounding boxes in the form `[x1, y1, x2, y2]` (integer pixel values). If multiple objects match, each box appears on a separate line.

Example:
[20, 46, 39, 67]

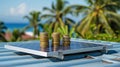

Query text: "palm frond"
[22, 25, 32, 32]
[62, 6, 71, 15]
[100, 12, 115, 35]
[56, 0, 64, 11]
[41, 14, 55, 19]
[0, 33, 7, 42]
[43, 7, 55, 13]
[24, 16, 32, 21]
[52, 2, 56, 10]
[65, 18, 75, 26]
[86, 0, 94, 5]
[43, 18, 55, 24]
[72, 5, 89, 16]
[106, 11, 120, 26]
[76, 13, 94, 37]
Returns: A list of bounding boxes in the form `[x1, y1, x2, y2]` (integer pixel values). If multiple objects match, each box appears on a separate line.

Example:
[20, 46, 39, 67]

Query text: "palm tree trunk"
[58, 17, 65, 27]
[54, 22, 59, 32]
[33, 26, 38, 39]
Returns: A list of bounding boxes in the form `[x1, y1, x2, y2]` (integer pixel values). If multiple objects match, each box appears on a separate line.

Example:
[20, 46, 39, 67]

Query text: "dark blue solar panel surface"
[8, 41, 103, 52]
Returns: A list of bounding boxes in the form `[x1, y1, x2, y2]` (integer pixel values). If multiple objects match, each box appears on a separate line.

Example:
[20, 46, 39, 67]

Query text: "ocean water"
[5, 23, 33, 32]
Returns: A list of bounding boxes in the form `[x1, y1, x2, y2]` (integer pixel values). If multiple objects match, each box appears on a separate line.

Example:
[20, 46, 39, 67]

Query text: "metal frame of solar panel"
[5, 40, 106, 60]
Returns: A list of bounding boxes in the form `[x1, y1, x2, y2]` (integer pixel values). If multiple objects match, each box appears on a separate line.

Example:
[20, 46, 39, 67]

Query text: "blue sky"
[0, 0, 86, 23]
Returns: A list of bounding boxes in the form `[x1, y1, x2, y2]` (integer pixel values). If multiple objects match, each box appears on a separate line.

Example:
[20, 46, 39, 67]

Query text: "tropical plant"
[8, 29, 24, 42]
[84, 33, 120, 42]
[43, 22, 79, 39]
[43, 23, 53, 39]
[41, 0, 75, 32]
[57, 25, 79, 38]
[58, 25, 68, 35]
[24, 11, 42, 38]
[75, 0, 120, 37]
[0, 21, 7, 42]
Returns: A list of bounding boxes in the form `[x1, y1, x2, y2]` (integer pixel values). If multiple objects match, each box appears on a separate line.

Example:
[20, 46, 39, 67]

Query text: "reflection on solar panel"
[5, 40, 105, 60]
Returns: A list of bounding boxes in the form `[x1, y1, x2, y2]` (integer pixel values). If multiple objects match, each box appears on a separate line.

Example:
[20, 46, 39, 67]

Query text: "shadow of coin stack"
[52, 32, 60, 51]
[40, 32, 49, 52]
[63, 35, 70, 48]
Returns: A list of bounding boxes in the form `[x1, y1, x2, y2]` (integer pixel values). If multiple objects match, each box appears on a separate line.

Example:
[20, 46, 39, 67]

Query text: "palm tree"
[24, 11, 42, 38]
[8, 29, 24, 42]
[75, 0, 120, 37]
[0, 21, 7, 42]
[41, 0, 75, 32]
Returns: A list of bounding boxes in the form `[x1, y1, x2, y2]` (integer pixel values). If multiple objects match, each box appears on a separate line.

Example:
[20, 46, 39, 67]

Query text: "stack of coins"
[40, 32, 49, 51]
[63, 35, 70, 47]
[52, 32, 60, 51]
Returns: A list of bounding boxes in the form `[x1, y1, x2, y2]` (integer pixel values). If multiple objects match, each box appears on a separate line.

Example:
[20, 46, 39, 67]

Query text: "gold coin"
[63, 35, 70, 39]
[52, 39, 60, 42]
[40, 42, 49, 48]
[63, 39, 70, 42]
[40, 38, 49, 42]
[63, 42, 70, 46]
[40, 35, 48, 38]
[52, 32, 60, 37]
[52, 42, 60, 46]
[40, 32, 48, 36]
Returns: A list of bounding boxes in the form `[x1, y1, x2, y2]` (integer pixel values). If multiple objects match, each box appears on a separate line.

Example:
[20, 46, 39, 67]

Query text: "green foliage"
[57, 25, 68, 35]
[41, 0, 78, 39]
[0, 21, 7, 42]
[57, 25, 79, 38]
[43, 22, 79, 39]
[76, 0, 120, 37]
[43, 23, 53, 39]
[83, 33, 120, 42]
[0, 21, 7, 34]
[41, 0, 76, 32]
[24, 11, 41, 38]
[69, 26, 79, 38]
[1, 0, 120, 43]
[7, 29, 24, 42]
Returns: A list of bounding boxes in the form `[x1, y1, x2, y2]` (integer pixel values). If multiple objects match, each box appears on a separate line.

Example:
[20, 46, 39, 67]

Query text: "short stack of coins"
[40, 32, 49, 51]
[63, 35, 70, 47]
[52, 32, 60, 51]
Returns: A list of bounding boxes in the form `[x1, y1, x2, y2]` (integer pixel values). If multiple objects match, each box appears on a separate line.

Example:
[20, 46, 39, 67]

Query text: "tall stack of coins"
[63, 35, 70, 47]
[52, 32, 60, 51]
[40, 32, 49, 51]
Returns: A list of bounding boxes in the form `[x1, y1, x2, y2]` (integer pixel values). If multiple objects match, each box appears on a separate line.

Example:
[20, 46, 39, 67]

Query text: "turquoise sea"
[5, 22, 34, 32]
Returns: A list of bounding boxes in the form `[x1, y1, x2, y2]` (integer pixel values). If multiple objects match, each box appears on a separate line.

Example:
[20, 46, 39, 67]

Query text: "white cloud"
[10, 3, 27, 16]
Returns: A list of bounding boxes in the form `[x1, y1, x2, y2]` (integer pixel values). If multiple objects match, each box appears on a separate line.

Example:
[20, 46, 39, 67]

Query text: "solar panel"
[5, 40, 105, 60]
